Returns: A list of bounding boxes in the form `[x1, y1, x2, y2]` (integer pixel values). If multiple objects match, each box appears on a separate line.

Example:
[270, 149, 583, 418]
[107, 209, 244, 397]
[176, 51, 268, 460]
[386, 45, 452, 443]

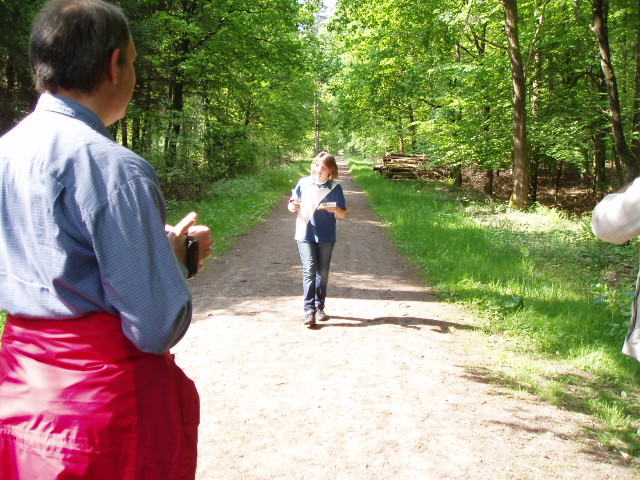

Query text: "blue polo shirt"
[293, 176, 346, 243]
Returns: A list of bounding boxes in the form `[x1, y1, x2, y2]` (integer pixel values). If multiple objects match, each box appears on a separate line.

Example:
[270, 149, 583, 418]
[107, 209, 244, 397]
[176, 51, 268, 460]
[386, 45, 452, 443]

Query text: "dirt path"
[174, 161, 637, 479]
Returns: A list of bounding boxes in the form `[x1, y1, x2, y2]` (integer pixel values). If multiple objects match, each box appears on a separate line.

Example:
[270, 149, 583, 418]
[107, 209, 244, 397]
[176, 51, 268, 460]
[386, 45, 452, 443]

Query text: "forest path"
[175, 161, 635, 479]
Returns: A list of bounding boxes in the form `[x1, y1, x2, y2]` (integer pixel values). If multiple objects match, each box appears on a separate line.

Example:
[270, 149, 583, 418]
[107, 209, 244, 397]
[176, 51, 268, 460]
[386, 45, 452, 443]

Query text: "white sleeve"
[592, 177, 640, 244]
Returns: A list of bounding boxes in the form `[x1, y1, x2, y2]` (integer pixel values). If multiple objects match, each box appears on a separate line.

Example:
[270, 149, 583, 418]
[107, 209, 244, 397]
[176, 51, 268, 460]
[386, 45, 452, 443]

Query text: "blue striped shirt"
[0, 94, 192, 354]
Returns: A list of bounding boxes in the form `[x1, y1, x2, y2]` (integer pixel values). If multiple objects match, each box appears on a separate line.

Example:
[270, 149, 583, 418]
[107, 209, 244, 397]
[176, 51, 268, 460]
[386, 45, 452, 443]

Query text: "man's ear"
[107, 48, 121, 85]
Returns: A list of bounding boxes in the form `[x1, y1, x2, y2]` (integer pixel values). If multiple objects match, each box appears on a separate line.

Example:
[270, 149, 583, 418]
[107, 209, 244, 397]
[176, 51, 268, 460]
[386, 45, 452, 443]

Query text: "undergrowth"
[346, 154, 640, 460]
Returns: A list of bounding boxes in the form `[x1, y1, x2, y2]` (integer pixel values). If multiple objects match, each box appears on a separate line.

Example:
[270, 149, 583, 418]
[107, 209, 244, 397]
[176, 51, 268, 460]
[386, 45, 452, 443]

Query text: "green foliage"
[327, 0, 640, 194]
[347, 154, 640, 457]
[0, 0, 39, 135]
[120, 0, 320, 187]
[0, 1, 324, 199]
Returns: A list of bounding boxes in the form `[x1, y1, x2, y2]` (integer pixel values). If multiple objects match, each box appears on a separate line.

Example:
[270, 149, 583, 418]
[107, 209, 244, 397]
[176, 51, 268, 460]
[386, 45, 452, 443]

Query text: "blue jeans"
[297, 241, 335, 313]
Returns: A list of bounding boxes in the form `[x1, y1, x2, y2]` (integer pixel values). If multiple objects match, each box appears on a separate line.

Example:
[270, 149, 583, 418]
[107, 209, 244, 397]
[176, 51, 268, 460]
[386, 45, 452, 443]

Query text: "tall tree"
[630, 0, 640, 175]
[590, 0, 640, 181]
[503, 0, 528, 209]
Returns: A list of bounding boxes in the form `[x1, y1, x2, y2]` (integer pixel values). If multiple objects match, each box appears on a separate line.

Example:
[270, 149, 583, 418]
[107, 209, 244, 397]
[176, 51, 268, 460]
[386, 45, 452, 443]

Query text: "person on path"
[0, 0, 213, 478]
[592, 179, 640, 362]
[288, 151, 347, 327]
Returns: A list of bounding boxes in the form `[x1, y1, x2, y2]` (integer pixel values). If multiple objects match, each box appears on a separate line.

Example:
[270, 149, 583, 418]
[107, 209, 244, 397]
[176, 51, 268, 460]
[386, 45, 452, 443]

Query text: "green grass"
[346, 153, 640, 459]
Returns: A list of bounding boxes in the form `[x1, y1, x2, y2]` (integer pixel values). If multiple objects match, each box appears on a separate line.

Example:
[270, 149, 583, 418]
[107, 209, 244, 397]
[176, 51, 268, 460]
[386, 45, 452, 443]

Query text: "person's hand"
[166, 212, 196, 265]
[329, 207, 347, 219]
[288, 200, 300, 212]
[187, 224, 214, 270]
[166, 212, 213, 273]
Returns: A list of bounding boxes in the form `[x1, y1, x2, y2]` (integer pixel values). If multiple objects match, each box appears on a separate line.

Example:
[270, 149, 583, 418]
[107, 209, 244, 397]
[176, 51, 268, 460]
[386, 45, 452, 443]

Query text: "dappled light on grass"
[346, 154, 640, 458]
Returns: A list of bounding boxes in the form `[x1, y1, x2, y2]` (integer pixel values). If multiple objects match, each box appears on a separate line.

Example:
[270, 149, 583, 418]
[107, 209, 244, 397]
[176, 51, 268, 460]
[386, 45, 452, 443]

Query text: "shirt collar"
[35, 93, 113, 140]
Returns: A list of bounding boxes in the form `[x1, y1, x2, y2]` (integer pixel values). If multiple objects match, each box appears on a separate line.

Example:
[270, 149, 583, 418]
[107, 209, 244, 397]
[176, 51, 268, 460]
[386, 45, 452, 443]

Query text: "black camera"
[185, 236, 199, 279]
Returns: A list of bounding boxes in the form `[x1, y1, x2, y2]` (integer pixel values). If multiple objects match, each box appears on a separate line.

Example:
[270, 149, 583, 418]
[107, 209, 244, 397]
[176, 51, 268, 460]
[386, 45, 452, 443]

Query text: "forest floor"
[463, 167, 598, 215]
[174, 160, 638, 479]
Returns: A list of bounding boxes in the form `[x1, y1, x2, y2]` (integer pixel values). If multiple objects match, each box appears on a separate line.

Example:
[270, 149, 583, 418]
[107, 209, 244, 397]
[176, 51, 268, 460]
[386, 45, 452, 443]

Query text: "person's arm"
[592, 178, 640, 244]
[92, 168, 210, 354]
[326, 206, 347, 219]
[326, 183, 347, 219]
[288, 184, 302, 213]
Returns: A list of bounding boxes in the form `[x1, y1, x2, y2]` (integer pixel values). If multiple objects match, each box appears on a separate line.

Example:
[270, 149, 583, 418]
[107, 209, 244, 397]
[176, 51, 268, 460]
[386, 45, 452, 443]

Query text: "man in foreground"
[0, 0, 212, 478]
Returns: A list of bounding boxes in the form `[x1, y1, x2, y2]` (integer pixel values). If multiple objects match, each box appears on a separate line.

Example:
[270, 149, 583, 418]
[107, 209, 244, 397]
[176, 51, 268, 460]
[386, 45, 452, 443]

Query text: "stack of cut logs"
[373, 153, 449, 180]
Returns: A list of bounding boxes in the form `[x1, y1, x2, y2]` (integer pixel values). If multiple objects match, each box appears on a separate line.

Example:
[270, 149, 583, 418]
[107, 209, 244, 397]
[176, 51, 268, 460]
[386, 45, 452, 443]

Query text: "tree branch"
[472, 32, 507, 51]
[524, 1, 549, 79]
[417, 98, 443, 109]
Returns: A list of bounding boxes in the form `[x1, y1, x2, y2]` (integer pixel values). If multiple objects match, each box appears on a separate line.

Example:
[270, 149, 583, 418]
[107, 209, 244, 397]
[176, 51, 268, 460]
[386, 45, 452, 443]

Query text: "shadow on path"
[309, 315, 479, 333]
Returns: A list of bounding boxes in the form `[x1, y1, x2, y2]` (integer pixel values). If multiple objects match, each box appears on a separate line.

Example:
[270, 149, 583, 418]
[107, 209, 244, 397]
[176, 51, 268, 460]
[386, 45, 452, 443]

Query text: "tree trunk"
[593, 130, 607, 199]
[591, 0, 640, 181]
[314, 95, 320, 155]
[483, 170, 494, 196]
[503, 0, 528, 209]
[166, 62, 185, 168]
[631, 0, 640, 163]
[408, 103, 416, 152]
[554, 160, 563, 204]
[120, 117, 129, 149]
[613, 146, 624, 186]
[529, 156, 538, 204]
[132, 114, 141, 153]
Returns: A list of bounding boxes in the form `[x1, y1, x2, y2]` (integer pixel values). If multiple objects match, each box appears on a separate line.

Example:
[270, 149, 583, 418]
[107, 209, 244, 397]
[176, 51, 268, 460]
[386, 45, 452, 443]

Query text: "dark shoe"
[304, 312, 316, 326]
[316, 309, 329, 322]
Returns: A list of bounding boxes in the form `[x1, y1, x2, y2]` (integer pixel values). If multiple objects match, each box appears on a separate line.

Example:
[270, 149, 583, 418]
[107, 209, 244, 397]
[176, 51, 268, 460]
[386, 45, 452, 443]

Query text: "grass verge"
[345, 154, 640, 460]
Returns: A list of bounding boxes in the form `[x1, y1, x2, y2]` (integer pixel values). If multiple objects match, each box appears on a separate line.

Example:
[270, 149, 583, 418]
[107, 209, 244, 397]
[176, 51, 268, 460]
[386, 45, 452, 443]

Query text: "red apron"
[0, 313, 199, 479]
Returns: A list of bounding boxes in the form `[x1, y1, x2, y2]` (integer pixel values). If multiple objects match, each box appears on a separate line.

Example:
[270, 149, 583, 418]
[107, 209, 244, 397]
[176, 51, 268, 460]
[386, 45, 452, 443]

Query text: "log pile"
[372, 153, 449, 180]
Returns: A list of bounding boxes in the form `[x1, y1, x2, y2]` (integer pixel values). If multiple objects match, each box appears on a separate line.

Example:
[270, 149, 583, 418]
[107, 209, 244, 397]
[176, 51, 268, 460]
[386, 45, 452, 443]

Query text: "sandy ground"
[174, 161, 638, 479]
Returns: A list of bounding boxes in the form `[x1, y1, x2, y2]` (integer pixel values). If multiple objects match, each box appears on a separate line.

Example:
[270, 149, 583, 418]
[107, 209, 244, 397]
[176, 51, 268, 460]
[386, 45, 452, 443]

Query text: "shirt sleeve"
[335, 184, 346, 209]
[89, 171, 192, 354]
[592, 177, 640, 244]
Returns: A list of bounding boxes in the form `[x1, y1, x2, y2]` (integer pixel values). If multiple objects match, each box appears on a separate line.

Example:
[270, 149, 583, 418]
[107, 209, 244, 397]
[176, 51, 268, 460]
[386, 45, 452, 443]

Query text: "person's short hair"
[30, 0, 131, 94]
[311, 151, 339, 179]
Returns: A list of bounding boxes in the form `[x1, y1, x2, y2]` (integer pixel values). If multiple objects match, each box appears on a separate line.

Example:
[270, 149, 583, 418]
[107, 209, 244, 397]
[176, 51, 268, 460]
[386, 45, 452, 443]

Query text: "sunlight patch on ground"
[331, 272, 424, 292]
[469, 208, 583, 234]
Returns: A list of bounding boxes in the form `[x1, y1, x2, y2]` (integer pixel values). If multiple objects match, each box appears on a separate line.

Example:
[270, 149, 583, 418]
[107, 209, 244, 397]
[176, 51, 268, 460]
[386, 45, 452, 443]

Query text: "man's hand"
[188, 224, 214, 270]
[166, 212, 214, 273]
